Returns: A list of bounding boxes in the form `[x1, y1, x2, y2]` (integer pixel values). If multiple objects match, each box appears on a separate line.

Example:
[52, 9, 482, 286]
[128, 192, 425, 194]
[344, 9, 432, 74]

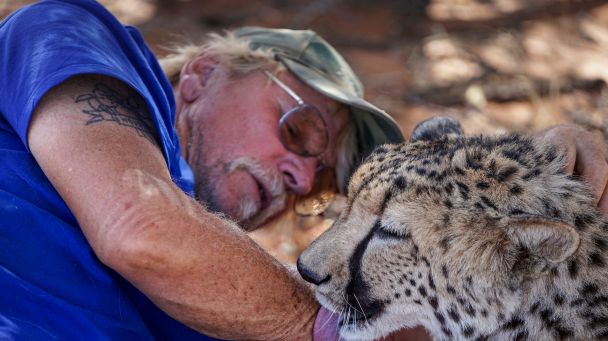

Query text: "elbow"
[94, 210, 174, 277]
[87, 169, 193, 278]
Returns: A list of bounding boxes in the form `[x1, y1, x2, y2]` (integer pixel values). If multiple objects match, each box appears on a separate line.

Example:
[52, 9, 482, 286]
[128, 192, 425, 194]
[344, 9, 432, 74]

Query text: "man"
[1, 1, 607, 340]
[0, 1, 402, 339]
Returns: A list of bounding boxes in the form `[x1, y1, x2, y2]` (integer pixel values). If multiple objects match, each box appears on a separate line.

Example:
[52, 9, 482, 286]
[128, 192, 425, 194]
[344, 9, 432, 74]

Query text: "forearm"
[99, 169, 319, 340]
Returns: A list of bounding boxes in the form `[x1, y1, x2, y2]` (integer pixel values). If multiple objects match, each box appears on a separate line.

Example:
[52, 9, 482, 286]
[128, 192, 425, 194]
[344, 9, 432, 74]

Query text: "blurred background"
[4, 0, 608, 263]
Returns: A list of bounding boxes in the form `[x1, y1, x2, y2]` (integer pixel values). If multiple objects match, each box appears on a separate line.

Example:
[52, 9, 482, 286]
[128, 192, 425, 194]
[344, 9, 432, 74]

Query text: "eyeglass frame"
[263, 70, 330, 163]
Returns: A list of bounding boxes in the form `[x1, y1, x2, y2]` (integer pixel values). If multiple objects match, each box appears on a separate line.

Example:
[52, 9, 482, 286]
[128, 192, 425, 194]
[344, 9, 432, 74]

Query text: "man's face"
[176, 62, 349, 230]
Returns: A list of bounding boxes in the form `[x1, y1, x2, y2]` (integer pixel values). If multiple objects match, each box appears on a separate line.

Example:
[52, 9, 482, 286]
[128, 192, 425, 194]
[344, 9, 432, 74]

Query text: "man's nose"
[278, 157, 316, 195]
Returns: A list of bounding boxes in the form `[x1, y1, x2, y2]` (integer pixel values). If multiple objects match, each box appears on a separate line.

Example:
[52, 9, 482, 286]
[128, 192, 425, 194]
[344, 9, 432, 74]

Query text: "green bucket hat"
[234, 27, 405, 191]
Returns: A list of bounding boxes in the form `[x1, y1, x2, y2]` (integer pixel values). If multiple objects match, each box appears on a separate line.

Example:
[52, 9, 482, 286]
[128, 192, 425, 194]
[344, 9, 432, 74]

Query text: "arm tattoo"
[74, 82, 158, 145]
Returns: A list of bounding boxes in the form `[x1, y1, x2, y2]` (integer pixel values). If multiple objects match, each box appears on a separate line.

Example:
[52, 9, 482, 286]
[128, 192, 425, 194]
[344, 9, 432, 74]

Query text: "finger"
[575, 138, 608, 203]
[586, 131, 608, 211]
[563, 142, 577, 175]
[598, 183, 608, 217]
[540, 127, 577, 174]
[576, 153, 608, 204]
[590, 129, 608, 155]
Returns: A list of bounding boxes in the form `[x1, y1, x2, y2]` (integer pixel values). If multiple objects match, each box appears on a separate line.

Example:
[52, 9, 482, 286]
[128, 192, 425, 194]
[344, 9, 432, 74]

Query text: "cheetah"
[298, 117, 608, 340]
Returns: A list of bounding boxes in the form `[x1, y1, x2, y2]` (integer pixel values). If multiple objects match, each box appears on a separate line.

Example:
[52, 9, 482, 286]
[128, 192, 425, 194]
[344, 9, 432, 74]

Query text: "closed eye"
[374, 227, 409, 240]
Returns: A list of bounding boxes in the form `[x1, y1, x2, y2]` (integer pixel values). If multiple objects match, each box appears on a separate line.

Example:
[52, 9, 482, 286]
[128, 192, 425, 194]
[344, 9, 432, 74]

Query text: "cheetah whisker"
[341, 292, 364, 315]
[338, 307, 349, 341]
[352, 294, 369, 326]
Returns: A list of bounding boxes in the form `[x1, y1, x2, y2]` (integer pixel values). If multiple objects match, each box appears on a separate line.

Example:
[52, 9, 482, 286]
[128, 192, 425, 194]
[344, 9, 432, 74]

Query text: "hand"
[538, 124, 608, 215]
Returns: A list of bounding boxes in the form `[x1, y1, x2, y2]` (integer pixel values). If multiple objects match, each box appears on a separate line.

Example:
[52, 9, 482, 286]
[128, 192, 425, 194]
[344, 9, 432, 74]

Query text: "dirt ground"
[4, 0, 608, 263]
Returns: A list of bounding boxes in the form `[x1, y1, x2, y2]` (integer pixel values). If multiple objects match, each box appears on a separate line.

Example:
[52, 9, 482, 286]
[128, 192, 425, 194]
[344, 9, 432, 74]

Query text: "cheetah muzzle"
[298, 116, 608, 340]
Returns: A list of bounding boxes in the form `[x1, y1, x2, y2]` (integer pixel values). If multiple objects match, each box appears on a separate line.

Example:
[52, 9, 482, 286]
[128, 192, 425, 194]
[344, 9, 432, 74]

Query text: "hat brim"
[281, 57, 405, 172]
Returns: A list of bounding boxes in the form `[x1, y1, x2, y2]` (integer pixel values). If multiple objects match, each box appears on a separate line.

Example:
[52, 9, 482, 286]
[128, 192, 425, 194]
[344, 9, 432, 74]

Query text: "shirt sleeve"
[0, 0, 175, 153]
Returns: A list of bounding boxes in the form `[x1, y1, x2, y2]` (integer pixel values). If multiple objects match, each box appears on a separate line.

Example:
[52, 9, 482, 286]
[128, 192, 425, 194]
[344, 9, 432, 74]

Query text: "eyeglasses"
[264, 70, 336, 217]
[264, 70, 329, 159]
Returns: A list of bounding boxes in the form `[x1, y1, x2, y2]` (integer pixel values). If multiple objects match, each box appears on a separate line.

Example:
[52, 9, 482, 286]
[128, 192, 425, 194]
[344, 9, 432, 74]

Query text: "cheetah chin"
[298, 116, 608, 340]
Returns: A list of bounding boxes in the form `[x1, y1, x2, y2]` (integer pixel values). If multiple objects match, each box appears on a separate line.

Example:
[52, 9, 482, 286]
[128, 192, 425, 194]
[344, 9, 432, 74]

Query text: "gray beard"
[193, 157, 287, 231]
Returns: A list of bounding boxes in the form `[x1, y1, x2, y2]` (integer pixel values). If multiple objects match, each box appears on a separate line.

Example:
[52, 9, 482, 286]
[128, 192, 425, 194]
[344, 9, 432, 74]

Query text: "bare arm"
[28, 75, 318, 340]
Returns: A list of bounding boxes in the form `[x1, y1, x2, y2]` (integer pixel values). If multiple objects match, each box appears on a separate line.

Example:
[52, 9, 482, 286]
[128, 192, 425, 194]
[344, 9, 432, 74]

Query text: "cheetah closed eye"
[298, 116, 608, 340]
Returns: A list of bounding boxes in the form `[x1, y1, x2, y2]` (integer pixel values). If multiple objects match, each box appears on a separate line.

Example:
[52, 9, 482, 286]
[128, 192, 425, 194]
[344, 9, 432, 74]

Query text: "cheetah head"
[298, 117, 587, 340]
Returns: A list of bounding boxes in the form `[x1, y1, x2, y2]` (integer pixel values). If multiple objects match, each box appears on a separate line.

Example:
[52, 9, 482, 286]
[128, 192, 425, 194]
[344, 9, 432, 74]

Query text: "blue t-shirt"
[0, 0, 219, 339]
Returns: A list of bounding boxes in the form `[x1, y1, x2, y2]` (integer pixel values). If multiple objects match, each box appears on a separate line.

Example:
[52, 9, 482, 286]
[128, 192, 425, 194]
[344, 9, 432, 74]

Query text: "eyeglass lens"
[278, 104, 329, 158]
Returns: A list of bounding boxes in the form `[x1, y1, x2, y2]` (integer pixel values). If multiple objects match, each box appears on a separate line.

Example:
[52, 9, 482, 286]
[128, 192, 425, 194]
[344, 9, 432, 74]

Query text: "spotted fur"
[298, 117, 608, 340]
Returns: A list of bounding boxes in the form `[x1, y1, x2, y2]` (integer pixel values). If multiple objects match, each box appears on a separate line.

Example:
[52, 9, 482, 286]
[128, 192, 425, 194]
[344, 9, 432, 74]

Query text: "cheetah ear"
[506, 215, 580, 265]
[410, 116, 464, 142]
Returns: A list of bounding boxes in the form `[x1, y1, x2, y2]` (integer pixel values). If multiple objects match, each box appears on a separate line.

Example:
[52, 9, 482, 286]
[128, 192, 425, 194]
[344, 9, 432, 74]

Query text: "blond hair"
[160, 31, 283, 85]
[160, 30, 356, 194]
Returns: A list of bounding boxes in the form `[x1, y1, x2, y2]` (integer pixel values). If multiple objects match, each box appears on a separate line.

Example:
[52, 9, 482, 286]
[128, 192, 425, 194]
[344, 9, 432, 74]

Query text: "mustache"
[226, 157, 285, 200]
[226, 157, 287, 229]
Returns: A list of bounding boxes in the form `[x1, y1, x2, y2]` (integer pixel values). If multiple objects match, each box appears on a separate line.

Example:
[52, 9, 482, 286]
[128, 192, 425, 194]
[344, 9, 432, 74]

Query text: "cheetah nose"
[297, 257, 330, 285]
